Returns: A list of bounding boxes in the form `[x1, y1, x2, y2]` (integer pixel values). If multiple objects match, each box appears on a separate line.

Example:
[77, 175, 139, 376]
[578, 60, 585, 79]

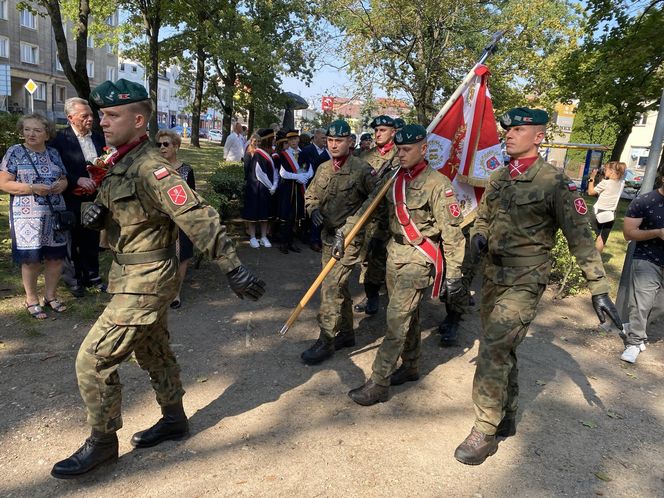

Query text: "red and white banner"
[426, 64, 503, 218]
[321, 96, 334, 112]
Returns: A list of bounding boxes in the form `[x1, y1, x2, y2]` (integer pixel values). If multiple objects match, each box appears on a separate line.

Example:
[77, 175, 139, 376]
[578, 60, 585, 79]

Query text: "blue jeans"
[626, 258, 664, 345]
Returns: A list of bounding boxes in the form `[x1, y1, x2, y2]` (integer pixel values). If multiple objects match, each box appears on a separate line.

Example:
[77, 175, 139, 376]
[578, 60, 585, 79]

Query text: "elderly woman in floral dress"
[0, 114, 69, 319]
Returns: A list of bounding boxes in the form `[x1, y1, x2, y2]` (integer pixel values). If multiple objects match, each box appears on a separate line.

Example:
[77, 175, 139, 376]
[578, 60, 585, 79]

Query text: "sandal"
[43, 297, 67, 313]
[26, 302, 48, 320]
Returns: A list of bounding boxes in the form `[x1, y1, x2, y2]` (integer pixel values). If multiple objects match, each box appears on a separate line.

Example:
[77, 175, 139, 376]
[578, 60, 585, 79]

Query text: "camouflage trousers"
[445, 223, 478, 315]
[357, 222, 387, 287]
[317, 236, 363, 342]
[76, 292, 184, 433]
[472, 278, 545, 435]
[371, 254, 432, 386]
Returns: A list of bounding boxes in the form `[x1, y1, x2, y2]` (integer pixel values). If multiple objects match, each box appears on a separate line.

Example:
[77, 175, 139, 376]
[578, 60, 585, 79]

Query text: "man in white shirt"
[224, 122, 245, 162]
[50, 97, 106, 297]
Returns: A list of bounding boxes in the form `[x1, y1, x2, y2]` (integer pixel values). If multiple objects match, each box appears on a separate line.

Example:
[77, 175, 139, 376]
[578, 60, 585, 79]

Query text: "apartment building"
[118, 57, 194, 128]
[0, 0, 118, 123]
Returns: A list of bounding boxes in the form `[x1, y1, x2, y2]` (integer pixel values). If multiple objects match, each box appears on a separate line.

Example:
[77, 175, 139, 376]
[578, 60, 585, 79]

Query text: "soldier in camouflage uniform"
[354, 115, 400, 315]
[333, 124, 466, 405]
[301, 119, 378, 365]
[51, 79, 265, 479]
[454, 107, 622, 466]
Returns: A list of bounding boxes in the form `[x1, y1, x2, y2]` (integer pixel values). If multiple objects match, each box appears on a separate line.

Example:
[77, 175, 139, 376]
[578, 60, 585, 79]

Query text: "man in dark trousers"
[50, 97, 106, 296]
[299, 128, 330, 252]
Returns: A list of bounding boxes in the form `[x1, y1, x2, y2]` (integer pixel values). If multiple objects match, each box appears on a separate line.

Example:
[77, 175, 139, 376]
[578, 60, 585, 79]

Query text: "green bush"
[549, 229, 586, 297]
[208, 161, 245, 218]
[0, 113, 21, 157]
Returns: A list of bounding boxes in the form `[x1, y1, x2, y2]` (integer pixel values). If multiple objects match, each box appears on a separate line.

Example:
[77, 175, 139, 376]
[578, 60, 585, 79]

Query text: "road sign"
[25, 79, 38, 95]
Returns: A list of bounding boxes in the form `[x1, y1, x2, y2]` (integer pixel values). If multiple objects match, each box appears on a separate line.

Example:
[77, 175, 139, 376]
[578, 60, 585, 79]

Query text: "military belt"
[490, 253, 550, 267]
[114, 245, 176, 265]
[393, 234, 440, 245]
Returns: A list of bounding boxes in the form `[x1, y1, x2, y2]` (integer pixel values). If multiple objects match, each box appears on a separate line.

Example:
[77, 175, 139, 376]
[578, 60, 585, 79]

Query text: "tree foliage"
[327, 0, 582, 124]
[558, 0, 664, 160]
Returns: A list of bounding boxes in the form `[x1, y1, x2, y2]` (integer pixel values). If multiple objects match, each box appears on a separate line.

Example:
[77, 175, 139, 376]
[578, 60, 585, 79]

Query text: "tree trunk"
[190, 45, 206, 148]
[143, 4, 161, 141]
[610, 125, 631, 161]
[220, 63, 237, 141]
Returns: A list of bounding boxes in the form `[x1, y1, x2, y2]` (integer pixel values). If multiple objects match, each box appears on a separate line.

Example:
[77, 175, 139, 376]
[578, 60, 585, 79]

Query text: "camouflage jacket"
[471, 157, 608, 293]
[95, 141, 241, 294]
[360, 144, 398, 174]
[305, 154, 377, 238]
[343, 165, 466, 278]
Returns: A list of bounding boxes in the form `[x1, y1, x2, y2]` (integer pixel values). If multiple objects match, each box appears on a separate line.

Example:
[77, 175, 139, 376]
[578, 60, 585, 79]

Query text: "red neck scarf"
[108, 134, 149, 166]
[508, 156, 538, 178]
[402, 160, 427, 183]
[333, 154, 350, 172]
[378, 141, 394, 156]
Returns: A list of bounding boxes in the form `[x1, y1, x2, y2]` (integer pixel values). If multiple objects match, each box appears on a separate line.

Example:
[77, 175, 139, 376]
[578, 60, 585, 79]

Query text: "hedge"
[208, 161, 245, 218]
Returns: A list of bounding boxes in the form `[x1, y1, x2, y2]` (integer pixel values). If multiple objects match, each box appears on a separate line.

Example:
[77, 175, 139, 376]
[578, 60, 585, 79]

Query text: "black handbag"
[21, 145, 77, 232]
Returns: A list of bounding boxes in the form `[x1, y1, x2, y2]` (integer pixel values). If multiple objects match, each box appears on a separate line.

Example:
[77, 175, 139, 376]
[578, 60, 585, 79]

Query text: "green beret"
[370, 115, 395, 128]
[89, 78, 149, 108]
[500, 107, 549, 129]
[394, 124, 427, 145]
[326, 119, 351, 137]
[360, 132, 372, 141]
[393, 118, 405, 130]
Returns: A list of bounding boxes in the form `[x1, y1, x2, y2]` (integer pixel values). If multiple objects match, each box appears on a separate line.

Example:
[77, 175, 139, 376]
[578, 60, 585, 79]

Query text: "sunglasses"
[156, 142, 172, 148]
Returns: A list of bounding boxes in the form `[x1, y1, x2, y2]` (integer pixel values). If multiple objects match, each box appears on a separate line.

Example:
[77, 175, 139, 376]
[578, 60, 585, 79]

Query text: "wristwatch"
[588, 178, 594, 183]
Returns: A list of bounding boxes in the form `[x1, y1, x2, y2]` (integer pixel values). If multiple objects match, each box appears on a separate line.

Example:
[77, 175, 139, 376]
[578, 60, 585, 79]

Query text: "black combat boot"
[301, 338, 334, 365]
[439, 311, 461, 347]
[348, 380, 389, 406]
[51, 429, 118, 479]
[131, 401, 189, 448]
[454, 427, 498, 465]
[353, 283, 380, 314]
[496, 415, 517, 437]
[334, 330, 356, 350]
[390, 364, 420, 386]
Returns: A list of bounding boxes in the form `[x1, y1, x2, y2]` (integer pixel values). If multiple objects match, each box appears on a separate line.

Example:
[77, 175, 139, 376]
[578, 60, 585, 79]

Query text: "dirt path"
[1, 244, 663, 497]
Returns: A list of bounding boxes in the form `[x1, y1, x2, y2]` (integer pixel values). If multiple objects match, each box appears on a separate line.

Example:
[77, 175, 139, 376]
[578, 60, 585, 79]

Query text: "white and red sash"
[254, 148, 277, 190]
[281, 150, 305, 196]
[393, 171, 445, 298]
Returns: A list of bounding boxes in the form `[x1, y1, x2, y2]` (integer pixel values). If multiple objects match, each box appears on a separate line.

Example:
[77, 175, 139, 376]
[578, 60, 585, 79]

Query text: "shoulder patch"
[573, 198, 587, 215]
[444, 188, 454, 197]
[567, 181, 577, 191]
[449, 203, 461, 218]
[154, 167, 170, 180]
[167, 185, 188, 206]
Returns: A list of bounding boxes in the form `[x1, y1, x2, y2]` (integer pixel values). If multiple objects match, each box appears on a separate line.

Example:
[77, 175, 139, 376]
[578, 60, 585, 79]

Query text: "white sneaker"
[259, 237, 272, 248]
[249, 237, 260, 248]
[620, 345, 641, 364]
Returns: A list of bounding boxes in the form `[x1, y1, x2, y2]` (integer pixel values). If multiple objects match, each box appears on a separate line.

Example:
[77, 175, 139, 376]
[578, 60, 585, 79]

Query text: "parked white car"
[208, 129, 223, 142]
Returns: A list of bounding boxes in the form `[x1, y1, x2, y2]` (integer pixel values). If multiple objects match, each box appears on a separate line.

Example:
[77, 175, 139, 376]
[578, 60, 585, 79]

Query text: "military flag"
[426, 64, 503, 218]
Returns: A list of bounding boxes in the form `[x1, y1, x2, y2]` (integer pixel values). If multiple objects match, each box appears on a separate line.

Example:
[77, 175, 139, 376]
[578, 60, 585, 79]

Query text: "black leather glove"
[470, 233, 488, 264]
[592, 293, 622, 330]
[226, 265, 266, 301]
[445, 277, 466, 305]
[81, 202, 107, 230]
[331, 229, 345, 260]
[311, 209, 324, 227]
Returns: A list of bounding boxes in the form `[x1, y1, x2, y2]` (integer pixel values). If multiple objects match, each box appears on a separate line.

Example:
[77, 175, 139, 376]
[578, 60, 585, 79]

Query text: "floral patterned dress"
[0, 144, 68, 263]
